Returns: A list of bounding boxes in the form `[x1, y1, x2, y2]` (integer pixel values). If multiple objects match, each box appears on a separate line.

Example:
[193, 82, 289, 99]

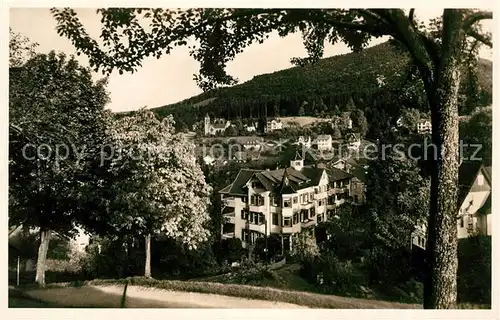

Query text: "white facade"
[245, 123, 257, 133]
[243, 140, 262, 151]
[346, 133, 361, 149]
[412, 165, 492, 250]
[417, 120, 432, 135]
[220, 160, 352, 251]
[298, 136, 312, 149]
[316, 135, 332, 151]
[266, 119, 283, 132]
[204, 114, 231, 136]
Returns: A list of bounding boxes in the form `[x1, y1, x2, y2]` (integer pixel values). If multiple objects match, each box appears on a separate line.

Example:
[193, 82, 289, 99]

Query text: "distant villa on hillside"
[266, 118, 283, 133]
[204, 114, 231, 136]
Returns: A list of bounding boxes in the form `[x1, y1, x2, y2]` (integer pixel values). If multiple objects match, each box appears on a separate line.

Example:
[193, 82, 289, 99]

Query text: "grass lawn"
[9, 288, 59, 308]
[281, 116, 329, 127]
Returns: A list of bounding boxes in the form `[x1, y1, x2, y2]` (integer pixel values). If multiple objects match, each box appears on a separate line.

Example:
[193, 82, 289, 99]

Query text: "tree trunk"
[144, 234, 151, 278]
[35, 229, 51, 287]
[423, 9, 464, 309]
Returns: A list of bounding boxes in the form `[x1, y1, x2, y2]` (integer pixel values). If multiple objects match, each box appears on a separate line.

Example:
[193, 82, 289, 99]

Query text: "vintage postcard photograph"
[4, 2, 496, 317]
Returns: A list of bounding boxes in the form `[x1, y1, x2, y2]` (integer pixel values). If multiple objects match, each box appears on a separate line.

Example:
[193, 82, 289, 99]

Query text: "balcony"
[246, 222, 266, 234]
[317, 191, 328, 199]
[301, 202, 314, 208]
[292, 223, 302, 233]
[316, 205, 326, 214]
[281, 207, 294, 217]
[249, 204, 266, 213]
[222, 232, 235, 239]
[301, 219, 316, 228]
[282, 226, 293, 234]
[223, 212, 235, 224]
[223, 198, 236, 207]
[328, 188, 346, 195]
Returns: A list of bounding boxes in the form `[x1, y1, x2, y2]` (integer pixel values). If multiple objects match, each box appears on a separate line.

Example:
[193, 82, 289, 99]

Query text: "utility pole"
[17, 256, 20, 286]
[264, 215, 268, 262]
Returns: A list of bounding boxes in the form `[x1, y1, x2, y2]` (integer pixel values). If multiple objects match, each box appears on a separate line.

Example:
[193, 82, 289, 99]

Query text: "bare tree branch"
[466, 29, 493, 47]
[463, 11, 492, 30]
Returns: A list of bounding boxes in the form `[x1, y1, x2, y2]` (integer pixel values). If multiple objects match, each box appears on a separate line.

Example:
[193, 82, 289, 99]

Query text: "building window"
[477, 174, 484, 186]
[318, 199, 323, 206]
[293, 212, 298, 224]
[293, 197, 298, 204]
[241, 210, 249, 220]
[309, 192, 314, 200]
[283, 198, 291, 207]
[310, 207, 316, 217]
[243, 230, 249, 243]
[251, 195, 264, 206]
[301, 209, 308, 221]
[272, 213, 279, 226]
[317, 214, 323, 222]
[274, 196, 279, 206]
[460, 216, 464, 228]
[304, 194, 308, 203]
[283, 217, 292, 227]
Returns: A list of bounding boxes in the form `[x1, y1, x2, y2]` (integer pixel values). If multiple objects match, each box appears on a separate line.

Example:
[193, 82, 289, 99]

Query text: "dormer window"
[477, 174, 484, 186]
[283, 198, 291, 207]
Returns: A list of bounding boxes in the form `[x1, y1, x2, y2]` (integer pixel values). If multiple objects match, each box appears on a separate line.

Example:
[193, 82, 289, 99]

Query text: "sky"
[9, 8, 493, 113]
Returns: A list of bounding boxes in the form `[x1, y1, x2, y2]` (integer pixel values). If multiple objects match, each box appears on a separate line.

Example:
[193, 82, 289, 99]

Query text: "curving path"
[24, 285, 308, 308]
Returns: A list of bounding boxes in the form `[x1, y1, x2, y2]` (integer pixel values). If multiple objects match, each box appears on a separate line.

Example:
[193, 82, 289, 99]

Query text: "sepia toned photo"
[7, 6, 493, 311]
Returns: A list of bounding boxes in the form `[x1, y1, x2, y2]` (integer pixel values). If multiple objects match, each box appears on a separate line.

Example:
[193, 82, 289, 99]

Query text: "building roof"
[225, 169, 262, 195]
[346, 132, 361, 141]
[317, 135, 332, 140]
[350, 165, 368, 182]
[325, 167, 353, 181]
[294, 151, 304, 161]
[458, 161, 488, 207]
[220, 164, 352, 196]
[477, 194, 491, 216]
[484, 166, 492, 184]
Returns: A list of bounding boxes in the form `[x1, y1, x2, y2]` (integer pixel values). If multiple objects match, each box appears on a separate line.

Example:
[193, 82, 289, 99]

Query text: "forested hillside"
[146, 41, 492, 130]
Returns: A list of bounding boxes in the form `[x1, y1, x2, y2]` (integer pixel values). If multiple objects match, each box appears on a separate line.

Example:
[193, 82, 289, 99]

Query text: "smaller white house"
[203, 155, 216, 166]
[347, 118, 353, 130]
[396, 117, 404, 127]
[244, 122, 258, 133]
[297, 136, 312, 148]
[417, 120, 432, 134]
[346, 133, 361, 149]
[316, 135, 333, 151]
[266, 118, 283, 132]
[243, 139, 262, 151]
[411, 163, 492, 250]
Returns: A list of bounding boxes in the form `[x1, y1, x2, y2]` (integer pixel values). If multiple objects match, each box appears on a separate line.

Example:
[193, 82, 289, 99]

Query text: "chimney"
[316, 162, 326, 169]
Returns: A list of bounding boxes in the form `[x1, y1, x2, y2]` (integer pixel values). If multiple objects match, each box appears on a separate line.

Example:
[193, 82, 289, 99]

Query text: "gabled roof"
[226, 169, 261, 195]
[484, 166, 492, 185]
[317, 134, 332, 140]
[346, 132, 361, 141]
[326, 167, 353, 181]
[458, 161, 489, 207]
[477, 194, 491, 216]
[279, 169, 296, 194]
[220, 165, 345, 196]
[294, 151, 303, 161]
[350, 165, 367, 182]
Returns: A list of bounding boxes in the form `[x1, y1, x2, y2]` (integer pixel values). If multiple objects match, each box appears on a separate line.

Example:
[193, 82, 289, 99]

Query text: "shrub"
[457, 236, 491, 305]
